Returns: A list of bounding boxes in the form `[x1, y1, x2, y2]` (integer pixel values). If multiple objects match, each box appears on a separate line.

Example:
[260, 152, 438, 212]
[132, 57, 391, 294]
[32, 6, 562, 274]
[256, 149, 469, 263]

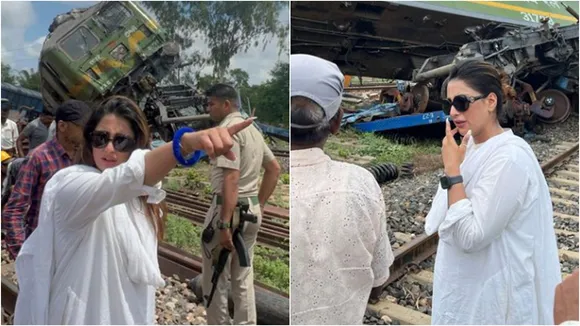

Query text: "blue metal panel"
[352, 110, 449, 132]
[239, 109, 289, 141]
[256, 122, 289, 141]
[0, 83, 44, 113]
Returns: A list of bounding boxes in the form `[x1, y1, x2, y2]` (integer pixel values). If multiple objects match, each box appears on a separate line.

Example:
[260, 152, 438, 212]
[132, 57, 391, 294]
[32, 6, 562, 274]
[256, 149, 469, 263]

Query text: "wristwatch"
[440, 175, 463, 190]
[216, 220, 231, 230]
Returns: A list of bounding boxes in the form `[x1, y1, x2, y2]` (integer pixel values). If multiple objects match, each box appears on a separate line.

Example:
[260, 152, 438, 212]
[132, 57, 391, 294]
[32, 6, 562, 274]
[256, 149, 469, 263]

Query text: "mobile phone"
[449, 119, 456, 130]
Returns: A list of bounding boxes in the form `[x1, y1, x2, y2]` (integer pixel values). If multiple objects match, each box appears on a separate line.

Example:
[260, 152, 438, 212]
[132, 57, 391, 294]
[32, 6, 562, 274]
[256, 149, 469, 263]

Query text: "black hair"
[205, 83, 239, 106]
[41, 107, 54, 116]
[443, 60, 514, 118]
[291, 96, 339, 146]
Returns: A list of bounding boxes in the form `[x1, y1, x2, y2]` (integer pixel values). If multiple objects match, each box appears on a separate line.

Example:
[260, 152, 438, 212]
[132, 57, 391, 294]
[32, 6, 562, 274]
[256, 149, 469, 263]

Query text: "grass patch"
[325, 129, 441, 167]
[164, 214, 289, 293]
[164, 160, 289, 209]
[280, 173, 290, 185]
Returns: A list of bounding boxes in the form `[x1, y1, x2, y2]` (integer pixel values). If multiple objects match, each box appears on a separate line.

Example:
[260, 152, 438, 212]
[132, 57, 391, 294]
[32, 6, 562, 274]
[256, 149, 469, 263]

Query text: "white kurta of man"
[14, 149, 166, 325]
[291, 148, 394, 325]
[425, 130, 561, 325]
[1, 117, 19, 149]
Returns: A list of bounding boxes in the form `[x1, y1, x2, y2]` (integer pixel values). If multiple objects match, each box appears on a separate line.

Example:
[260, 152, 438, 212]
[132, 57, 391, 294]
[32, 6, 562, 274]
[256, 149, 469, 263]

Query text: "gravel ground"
[382, 173, 440, 236]
[526, 117, 579, 163]
[364, 314, 397, 325]
[557, 234, 579, 251]
[278, 156, 289, 174]
[561, 259, 579, 274]
[548, 181, 579, 194]
[553, 202, 580, 218]
[155, 275, 206, 325]
[554, 217, 580, 232]
[385, 280, 432, 315]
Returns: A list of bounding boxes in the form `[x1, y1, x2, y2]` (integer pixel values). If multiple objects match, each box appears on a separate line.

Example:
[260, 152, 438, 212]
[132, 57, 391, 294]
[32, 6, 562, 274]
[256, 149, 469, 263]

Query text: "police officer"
[201, 83, 281, 325]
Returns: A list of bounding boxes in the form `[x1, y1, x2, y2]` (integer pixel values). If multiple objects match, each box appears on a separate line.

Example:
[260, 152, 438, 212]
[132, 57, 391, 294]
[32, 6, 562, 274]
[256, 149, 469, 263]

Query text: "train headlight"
[110, 44, 129, 61]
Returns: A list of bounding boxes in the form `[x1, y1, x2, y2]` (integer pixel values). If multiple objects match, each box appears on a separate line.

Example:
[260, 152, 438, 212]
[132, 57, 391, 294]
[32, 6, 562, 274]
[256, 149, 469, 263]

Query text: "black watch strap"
[440, 175, 463, 190]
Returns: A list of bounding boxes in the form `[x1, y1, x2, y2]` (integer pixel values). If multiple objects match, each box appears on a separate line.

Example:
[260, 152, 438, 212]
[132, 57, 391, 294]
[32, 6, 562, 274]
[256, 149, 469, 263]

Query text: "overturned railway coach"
[38, 1, 195, 140]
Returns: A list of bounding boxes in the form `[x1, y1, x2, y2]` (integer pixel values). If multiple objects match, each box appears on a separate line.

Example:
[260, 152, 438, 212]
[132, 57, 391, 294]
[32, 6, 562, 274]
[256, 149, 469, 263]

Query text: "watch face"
[440, 176, 450, 189]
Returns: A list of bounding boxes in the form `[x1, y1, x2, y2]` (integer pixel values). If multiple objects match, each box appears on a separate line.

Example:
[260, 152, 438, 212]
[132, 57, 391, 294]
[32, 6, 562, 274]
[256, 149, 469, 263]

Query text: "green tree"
[16, 69, 41, 91]
[1, 63, 41, 91]
[229, 68, 250, 89]
[1, 63, 17, 84]
[243, 62, 288, 126]
[196, 74, 223, 91]
[142, 1, 288, 78]
[194, 64, 288, 126]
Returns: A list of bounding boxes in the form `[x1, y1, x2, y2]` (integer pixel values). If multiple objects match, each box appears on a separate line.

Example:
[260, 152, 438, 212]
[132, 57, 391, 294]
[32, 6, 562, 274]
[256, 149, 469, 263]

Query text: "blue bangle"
[172, 127, 202, 166]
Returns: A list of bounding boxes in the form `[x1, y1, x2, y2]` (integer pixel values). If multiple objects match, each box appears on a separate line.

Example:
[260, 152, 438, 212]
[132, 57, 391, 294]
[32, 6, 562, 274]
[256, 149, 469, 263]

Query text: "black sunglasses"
[442, 94, 487, 115]
[90, 130, 136, 152]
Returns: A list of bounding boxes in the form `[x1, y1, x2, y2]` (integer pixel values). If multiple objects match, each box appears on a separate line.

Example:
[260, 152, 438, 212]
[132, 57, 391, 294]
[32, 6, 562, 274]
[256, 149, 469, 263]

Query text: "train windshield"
[60, 27, 99, 61]
[96, 2, 132, 33]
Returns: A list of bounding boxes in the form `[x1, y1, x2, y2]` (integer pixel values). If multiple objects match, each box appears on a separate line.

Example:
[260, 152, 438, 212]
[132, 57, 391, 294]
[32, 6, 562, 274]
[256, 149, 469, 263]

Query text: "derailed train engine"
[291, 1, 579, 134]
[39, 1, 209, 141]
[413, 19, 578, 131]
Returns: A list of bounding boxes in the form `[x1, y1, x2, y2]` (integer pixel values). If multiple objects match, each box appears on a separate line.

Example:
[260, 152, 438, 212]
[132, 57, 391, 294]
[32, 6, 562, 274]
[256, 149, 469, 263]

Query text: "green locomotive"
[40, 1, 207, 140]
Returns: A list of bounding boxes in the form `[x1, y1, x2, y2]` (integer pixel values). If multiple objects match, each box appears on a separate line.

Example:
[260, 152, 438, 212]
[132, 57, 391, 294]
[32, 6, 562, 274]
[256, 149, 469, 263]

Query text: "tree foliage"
[1, 63, 17, 85]
[245, 62, 288, 127]
[142, 1, 288, 78]
[1, 63, 41, 91]
[195, 62, 288, 127]
[16, 69, 41, 91]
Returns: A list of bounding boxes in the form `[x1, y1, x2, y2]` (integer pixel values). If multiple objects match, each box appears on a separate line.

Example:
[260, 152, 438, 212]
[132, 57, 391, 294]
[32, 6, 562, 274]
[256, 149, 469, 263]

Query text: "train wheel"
[411, 84, 429, 113]
[536, 89, 571, 124]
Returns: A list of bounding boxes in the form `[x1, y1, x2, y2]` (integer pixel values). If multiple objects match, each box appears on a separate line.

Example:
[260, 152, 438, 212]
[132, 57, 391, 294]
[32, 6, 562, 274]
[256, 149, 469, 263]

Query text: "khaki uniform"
[202, 112, 275, 325]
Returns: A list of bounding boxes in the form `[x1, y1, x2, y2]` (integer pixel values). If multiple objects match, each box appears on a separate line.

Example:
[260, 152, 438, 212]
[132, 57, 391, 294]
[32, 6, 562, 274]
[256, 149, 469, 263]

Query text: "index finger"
[228, 117, 257, 135]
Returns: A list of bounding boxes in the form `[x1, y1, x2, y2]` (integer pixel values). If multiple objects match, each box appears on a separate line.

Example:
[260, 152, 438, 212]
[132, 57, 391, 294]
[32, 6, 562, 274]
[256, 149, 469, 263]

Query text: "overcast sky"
[1, 1, 289, 85]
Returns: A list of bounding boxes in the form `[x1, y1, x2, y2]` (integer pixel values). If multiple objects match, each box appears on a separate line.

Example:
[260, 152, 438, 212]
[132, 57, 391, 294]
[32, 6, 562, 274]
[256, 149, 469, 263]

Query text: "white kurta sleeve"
[438, 156, 529, 253]
[54, 149, 160, 230]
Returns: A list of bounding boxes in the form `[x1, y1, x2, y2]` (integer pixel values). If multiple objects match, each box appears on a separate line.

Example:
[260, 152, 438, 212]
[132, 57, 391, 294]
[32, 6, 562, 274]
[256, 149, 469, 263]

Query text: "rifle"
[205, 201, 258, 308]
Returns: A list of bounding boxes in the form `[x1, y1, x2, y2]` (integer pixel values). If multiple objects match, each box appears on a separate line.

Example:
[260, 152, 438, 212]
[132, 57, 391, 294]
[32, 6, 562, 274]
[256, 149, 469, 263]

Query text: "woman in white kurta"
[425, 61, 561, 325]
[13, 96, 253, 324]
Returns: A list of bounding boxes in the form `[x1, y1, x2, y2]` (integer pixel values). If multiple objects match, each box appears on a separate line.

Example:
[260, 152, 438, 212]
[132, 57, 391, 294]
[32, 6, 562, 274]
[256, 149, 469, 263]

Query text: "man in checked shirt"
[2, 100, 92, 259]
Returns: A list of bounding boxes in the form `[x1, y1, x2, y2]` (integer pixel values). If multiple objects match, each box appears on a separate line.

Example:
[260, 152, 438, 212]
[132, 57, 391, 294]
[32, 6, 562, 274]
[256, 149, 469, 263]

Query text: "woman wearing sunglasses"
[425, 60, 561, 324]
[13, 96, 254, 324]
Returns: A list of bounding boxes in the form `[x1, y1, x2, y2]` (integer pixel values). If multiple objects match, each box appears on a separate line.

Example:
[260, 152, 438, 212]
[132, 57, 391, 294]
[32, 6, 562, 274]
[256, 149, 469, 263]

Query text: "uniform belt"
[214, 194, 259, 206]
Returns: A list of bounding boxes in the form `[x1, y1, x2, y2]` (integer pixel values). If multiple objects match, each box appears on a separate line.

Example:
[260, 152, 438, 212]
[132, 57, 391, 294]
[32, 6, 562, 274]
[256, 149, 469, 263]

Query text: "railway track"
[271, 149, 289, 158]
[1, 240, 290, 325]
[366, 141, 580, 325]
[164, 190, 289, 251]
